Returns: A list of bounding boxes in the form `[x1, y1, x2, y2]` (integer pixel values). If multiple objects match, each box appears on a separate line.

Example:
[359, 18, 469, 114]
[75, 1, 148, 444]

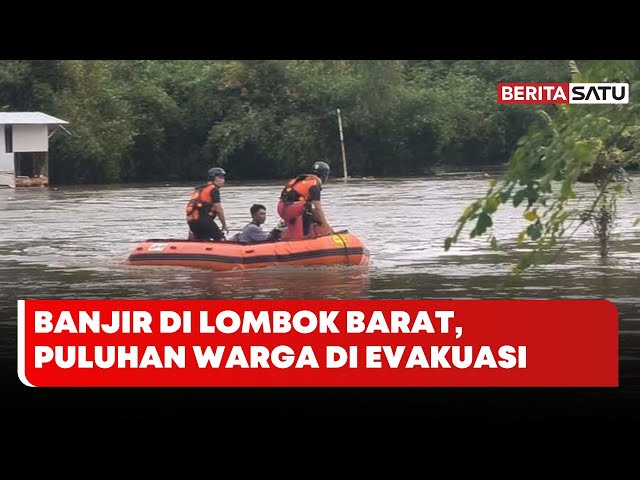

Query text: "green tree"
[49, 61, 136, 184]
[445, 60, 640, 274]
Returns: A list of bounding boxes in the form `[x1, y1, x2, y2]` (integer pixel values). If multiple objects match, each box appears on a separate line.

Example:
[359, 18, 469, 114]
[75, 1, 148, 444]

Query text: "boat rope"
[333, 229, 350, 264]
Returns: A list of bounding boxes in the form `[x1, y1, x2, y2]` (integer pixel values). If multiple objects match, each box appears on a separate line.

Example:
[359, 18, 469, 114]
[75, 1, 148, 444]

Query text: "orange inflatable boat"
[126, 232, 370, 271]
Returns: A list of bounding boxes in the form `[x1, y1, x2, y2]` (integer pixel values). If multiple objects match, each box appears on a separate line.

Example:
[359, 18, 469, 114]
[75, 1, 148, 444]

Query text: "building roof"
[0, 112, 68, 125]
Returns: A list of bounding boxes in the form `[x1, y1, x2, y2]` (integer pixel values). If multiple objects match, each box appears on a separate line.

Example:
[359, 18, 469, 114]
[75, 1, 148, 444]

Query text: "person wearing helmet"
[277, 161, 334, 240]
[185, 167, 229, 241]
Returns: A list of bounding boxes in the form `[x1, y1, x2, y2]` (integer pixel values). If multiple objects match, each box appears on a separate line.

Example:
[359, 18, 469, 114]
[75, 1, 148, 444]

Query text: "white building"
[0, 112, 69, 188]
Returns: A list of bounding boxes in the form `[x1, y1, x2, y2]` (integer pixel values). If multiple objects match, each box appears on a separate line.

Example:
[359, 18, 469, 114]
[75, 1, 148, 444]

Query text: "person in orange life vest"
[186, 167, 229, 241]
[277, 161, 335, 240]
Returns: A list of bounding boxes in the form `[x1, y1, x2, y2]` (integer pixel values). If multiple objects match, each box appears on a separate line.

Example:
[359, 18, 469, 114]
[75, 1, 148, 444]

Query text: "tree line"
[1, 59, 575, 184]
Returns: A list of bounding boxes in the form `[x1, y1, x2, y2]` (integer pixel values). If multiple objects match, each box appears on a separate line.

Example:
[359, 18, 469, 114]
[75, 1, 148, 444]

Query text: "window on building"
[4, 125, 12, 153]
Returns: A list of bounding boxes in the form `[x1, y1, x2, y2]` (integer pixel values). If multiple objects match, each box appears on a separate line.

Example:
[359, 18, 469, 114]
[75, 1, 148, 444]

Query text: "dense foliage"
[1, 59, 571, 184]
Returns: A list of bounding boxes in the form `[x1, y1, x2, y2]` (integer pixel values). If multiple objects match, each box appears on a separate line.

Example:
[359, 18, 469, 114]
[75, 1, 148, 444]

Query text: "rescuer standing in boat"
[277, 161, 334, 239]
[186, 167, 229, 241]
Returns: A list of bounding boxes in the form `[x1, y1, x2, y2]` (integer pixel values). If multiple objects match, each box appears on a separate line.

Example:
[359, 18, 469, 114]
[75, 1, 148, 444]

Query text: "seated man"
[237, 204, 281, 243]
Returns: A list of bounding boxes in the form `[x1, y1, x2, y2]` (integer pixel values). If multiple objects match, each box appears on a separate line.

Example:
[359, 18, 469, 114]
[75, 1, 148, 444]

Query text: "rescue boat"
[126, 231, 370, 271]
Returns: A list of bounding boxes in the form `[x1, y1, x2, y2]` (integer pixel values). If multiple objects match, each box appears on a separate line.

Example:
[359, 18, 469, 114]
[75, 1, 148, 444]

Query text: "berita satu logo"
[497, 83, 629, 104]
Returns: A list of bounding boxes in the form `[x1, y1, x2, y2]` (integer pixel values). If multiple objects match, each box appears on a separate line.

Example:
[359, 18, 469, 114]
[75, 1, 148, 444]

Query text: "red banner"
[17, 299, 618, 387]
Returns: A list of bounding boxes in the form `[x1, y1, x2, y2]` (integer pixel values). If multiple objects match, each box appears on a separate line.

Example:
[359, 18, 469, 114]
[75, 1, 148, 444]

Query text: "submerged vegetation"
[445, 60, 640, 272]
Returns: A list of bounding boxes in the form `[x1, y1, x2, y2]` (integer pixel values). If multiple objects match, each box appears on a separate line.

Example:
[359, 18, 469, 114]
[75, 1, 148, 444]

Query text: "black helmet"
[208, 167, 226, 178]
[312, 161, 330, 179]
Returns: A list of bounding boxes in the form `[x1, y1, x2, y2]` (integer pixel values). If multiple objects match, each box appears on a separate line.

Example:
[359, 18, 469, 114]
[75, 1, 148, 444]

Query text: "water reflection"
[121, 264, 372, 300]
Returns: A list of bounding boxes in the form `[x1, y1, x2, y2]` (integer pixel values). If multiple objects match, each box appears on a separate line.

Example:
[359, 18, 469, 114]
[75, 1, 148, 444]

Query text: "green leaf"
[524, 210, 538, 222]
[444, 237, 453, 251]
[515, 255, 532, 274]
[513, 189, 527, 207]
[526, 189, 540, 207]
[471, 212, 493, 238]
[483, 195, 500, 214]
[560, 182, 575, 200]
[462, 202, 480, 219]
[527, 222, 543, 240]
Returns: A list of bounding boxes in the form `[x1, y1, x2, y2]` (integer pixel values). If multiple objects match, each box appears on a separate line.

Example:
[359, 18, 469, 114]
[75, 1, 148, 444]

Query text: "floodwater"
[1, 175, 638, 420]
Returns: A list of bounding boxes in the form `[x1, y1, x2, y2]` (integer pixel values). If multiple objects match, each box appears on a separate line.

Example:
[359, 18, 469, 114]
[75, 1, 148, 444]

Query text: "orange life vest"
[186, 183, 218, 222]
[280, 174, 321, 202]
